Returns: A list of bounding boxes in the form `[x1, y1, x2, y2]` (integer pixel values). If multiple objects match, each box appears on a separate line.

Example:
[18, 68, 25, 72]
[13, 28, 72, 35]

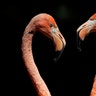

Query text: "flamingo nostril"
[58, 34, 63, 39]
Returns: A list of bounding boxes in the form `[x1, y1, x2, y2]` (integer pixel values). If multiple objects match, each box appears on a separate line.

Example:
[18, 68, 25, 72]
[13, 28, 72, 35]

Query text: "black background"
[2, 0, 96, 96]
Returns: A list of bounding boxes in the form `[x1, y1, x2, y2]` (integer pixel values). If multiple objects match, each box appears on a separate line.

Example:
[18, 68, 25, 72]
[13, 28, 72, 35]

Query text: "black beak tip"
[76, 32, 82, 52]
[77, 47, 82, 52]
[53, 50, 64, 63]
[53, 58, 58, 63]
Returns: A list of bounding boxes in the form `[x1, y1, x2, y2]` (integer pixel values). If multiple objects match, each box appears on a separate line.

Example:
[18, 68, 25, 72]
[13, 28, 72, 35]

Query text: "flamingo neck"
[21, 31, 51, 96]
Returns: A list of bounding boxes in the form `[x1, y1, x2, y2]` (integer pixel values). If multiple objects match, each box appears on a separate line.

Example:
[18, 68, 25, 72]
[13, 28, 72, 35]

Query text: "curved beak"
[50, 27, 66, 62]
[77, 20, 96, 40]
[37, 24, 66, 62]
[76, 20, 96, 51]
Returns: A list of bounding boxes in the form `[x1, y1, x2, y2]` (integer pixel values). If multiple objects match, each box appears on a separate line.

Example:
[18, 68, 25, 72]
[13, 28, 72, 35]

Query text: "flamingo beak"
[50, 27, 66, 62]
[76, 20, 96, 51]
[36, 23, 66, 62]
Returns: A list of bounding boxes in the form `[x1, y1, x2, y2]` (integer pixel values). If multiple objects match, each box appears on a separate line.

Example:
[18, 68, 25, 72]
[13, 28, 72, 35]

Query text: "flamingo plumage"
[21, 13, 66, 96]
[90, 75, 96, 96]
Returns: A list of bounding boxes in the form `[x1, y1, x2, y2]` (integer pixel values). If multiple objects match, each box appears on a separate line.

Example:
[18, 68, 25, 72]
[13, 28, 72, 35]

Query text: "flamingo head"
[76, 13, 96, 51]
[27, 13, 66, 62]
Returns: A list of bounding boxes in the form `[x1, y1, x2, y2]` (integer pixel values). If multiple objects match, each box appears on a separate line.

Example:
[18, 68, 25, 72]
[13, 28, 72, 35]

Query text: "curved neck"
[21, 31, 51, 96]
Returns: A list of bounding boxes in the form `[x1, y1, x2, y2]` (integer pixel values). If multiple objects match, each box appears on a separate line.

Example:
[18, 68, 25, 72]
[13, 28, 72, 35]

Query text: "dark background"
[2, 0, 96, 96]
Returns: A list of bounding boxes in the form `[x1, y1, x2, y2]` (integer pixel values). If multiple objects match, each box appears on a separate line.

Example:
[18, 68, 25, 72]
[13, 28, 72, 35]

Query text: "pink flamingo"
[76, 13, 96, 96]
[21, 13, 66, 96]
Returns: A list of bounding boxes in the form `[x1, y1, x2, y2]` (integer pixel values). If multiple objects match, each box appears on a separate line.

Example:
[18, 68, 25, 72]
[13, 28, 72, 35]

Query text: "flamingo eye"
[50, 23, 53, 27]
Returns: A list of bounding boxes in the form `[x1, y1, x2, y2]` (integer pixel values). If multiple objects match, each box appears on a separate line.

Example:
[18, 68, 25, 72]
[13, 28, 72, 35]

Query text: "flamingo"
[21, 13, 66, 96]
[76, 13, 96, 96]
[76, 13, 96, 51]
